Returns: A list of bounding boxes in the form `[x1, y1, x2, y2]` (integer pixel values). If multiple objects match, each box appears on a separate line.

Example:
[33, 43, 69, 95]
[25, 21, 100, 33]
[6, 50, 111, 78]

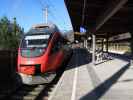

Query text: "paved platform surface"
[49, 48, 133, 100]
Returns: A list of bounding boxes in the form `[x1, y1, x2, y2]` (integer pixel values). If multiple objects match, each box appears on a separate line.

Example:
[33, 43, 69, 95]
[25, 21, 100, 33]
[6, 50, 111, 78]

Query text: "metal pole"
[130, 33, 133, 65]
[106, 37, 109, 53]
[86, 40, 88, 48]
[45, 7, 48, 24]
[101, 39, 104, 52]
[92, 34, 96, 65]
[84, 40, 86, 48]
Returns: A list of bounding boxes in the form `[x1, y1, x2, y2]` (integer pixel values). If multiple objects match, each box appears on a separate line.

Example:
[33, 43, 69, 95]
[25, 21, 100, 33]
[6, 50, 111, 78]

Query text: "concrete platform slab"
[48, 48, 133, 100]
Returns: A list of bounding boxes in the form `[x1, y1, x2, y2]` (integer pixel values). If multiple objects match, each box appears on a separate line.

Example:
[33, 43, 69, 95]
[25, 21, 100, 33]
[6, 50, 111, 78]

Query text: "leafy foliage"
[0, 16, 24, 50]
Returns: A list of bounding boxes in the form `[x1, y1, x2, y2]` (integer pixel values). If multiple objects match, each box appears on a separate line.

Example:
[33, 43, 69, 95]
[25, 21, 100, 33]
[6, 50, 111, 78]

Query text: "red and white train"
[17, 23, 73, 85]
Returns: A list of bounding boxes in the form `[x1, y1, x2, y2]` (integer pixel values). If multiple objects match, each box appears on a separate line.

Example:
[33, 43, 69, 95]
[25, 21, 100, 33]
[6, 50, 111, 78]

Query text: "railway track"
[0, 74, 60, 100]
[0, 67, 63, 100]
[10, 84, 46, 100]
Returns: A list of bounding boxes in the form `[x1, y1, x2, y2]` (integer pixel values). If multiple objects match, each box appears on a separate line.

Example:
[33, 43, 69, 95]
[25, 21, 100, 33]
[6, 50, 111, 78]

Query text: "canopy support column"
[130, 33, 133, 65]
[106, 36, 109, 53]
[92, 34, 96, 65]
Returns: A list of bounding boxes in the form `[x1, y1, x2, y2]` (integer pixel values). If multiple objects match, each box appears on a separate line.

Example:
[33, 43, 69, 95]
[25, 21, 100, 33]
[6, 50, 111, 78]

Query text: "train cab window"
[20, 34, 50, 57]
[51, 42, 59, 53]
[21, 34, 50, 48]
[51, 37, 62, 54]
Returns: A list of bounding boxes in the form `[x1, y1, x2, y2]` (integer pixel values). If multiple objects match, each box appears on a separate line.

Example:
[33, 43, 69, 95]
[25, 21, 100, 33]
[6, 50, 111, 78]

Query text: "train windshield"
[20, 34, 50, 57]
[21, 34, 50, 48]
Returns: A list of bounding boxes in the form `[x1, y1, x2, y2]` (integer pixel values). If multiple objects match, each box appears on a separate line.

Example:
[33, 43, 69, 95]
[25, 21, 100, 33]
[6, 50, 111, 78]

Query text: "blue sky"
[0, 0, 73, 32]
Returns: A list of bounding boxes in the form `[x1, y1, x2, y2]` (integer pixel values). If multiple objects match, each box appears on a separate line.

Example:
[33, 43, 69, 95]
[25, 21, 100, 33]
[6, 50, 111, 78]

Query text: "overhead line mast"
[45, 7, 48, 24]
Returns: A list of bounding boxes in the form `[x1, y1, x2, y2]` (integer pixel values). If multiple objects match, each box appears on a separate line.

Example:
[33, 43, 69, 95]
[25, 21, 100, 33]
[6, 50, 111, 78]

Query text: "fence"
[0, 50, 17, 83]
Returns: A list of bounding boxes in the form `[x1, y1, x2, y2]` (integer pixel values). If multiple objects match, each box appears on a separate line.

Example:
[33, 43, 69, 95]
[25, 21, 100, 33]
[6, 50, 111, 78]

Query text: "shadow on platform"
[80, 62, 130, 100]
[65, 48, 92, 71]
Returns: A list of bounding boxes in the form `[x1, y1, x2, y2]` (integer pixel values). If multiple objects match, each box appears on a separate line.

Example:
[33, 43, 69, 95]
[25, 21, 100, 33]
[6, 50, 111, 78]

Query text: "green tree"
[0, 16, 9, 48]
[0, 16, 23, 50]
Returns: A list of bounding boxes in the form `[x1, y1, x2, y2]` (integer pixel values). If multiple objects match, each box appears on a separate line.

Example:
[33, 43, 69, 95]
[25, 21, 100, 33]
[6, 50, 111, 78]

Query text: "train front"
[17, 30, 54, 85]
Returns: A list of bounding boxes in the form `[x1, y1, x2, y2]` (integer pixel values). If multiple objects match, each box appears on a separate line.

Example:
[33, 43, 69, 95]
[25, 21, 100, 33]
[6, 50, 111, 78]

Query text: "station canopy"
[64, 0, 130, 38]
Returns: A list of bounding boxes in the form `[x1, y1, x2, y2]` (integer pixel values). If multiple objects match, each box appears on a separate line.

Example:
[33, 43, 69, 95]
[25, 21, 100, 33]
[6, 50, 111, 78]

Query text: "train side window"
[47, 33, 53, 44]
[51, 38, 60, 54]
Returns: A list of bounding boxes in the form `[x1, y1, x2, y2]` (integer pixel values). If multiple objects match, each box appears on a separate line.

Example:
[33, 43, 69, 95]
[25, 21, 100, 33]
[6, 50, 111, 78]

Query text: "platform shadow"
[65, 48, 92, 71]
[118, 79, 133, 83]
[80, 63, 130, 100]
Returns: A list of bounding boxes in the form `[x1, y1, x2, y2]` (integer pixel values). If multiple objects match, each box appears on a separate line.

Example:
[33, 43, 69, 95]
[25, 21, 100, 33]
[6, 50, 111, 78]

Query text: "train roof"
[26, 23, 59, 35]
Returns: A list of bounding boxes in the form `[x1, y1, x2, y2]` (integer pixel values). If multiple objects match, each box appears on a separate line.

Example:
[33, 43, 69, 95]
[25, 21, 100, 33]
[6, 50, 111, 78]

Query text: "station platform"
[48, 48, 133, 100]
